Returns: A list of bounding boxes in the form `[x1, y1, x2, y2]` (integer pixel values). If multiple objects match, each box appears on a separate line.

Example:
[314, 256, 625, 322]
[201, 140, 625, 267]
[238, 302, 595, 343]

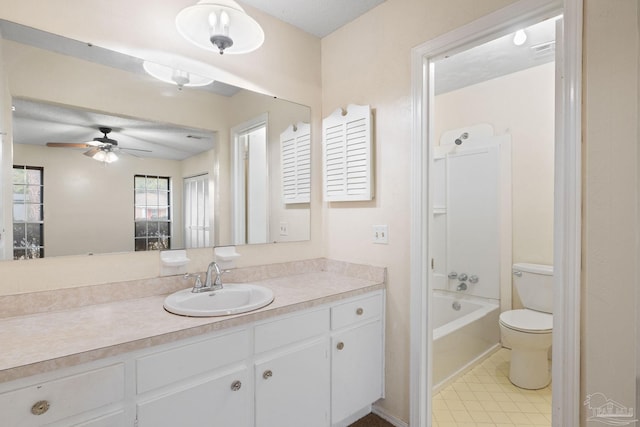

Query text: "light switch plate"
[279, 222, 289, 236]
[373, 225, 388, 244]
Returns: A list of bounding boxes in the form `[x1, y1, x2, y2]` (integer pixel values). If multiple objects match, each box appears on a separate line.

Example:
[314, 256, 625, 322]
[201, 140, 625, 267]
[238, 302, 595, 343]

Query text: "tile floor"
[432, 348, 552, 427]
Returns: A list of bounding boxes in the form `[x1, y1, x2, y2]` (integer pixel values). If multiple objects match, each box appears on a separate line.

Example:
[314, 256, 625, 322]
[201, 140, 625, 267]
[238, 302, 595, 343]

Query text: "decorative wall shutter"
[322, 104, 373, 202]
[280, 122, 311, 204]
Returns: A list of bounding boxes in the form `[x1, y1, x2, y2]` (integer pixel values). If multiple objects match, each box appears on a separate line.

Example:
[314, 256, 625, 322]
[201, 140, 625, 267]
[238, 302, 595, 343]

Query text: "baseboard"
[432, 343, 502, 394]
[372, 405, 408, 427]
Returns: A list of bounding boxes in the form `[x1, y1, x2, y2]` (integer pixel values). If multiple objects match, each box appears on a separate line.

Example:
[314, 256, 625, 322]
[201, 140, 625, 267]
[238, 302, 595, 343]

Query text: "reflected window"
[134, 175, 171, 251]
[12, 165, 44, 260]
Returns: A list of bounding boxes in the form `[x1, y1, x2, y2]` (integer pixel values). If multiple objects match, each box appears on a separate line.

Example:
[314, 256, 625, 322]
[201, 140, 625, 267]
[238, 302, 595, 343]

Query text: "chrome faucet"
[188, 261, 226, 293]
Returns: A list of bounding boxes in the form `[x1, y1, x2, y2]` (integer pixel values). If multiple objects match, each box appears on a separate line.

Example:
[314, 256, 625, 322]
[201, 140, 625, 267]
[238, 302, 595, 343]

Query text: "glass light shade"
[176, 0, 264, 54]
[92, 150, 118, 163]
[143, 61, 214, 89]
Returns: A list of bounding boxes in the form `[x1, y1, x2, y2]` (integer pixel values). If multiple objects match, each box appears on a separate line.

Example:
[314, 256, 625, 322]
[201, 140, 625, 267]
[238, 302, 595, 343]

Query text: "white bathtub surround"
[431, 291, 500, 391]
[0, 258, 385, 383]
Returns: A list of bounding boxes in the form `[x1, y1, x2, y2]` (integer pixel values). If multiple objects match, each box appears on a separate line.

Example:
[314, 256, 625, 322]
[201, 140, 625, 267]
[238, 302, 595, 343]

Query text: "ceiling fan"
[46, 127, 151, 163]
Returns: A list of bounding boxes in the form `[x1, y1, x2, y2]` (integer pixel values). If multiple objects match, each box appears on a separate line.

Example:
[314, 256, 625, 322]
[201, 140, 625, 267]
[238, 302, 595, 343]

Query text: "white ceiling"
[240, 0, 386, 38]
[434, 16, 558, 94]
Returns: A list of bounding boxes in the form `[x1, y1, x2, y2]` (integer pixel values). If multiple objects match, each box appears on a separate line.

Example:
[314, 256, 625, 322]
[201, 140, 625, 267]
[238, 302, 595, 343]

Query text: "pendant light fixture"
[176, 0, 264, 55]
[143, 61, 214, 90]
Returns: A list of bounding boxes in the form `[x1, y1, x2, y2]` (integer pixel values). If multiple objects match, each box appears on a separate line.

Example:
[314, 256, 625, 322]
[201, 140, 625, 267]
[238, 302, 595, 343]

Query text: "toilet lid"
[499, 309, 553, 333]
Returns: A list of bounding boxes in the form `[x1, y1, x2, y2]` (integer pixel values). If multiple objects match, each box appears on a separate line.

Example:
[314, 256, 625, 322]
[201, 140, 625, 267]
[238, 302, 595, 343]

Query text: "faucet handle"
[184, 273, 203, 291]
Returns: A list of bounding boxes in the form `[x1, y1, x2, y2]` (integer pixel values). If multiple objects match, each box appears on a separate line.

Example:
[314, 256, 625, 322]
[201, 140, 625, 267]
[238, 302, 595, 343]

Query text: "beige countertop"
[0, 260, 385, 384]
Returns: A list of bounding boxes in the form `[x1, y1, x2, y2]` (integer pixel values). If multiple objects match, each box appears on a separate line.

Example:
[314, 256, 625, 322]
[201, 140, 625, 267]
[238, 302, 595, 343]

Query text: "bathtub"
[432, 290, 501, 391]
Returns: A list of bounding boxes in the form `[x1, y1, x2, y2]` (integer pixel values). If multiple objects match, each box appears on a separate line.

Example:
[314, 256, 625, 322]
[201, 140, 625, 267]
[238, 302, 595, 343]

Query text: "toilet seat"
[499, 309, 552, 334]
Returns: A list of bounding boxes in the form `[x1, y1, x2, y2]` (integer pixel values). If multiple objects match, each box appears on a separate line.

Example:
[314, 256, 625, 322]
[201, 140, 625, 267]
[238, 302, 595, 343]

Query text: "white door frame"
[409, 1, 582, 426]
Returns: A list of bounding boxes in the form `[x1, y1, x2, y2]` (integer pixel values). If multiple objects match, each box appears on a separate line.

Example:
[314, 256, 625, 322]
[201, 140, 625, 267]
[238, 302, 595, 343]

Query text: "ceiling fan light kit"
[46, 127, 151, 163]
[175, 0, 264, 55]
[142, 61, 214, 90]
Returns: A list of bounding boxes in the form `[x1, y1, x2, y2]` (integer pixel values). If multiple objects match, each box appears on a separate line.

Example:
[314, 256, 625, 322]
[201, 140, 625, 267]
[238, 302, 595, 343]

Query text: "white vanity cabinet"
[254, 309, 330, 427]
[330, 292, 385, 425]
[0, 363, 126, 427]
[0, 289, 384, 427]
[135, 328, 251, 427]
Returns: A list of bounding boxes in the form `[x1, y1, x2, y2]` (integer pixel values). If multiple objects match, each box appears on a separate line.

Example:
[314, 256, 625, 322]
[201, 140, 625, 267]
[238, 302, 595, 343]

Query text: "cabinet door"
[137, 366, 250, 427]
[331, 320, 383, 423]
[255, 339, 329, 427]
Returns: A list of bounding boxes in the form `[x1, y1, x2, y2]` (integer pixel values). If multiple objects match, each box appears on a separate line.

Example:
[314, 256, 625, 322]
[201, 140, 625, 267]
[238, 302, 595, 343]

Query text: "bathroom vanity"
[0, 259, 385, 427]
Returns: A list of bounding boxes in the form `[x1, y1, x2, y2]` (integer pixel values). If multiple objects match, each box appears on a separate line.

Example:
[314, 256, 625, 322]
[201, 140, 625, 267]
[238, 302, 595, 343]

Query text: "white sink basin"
[164, 284, 274, 317]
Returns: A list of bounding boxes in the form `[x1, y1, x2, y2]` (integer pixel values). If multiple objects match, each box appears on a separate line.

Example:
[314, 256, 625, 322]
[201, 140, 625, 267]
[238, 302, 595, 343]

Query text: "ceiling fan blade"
[83, 147, 101, 157]
[120, 147, 152, 153]
[47, 142, 92, 148]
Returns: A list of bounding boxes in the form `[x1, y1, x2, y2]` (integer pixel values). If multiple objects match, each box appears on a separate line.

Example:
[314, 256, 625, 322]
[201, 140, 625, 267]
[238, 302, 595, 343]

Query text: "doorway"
[409, 1, 582, 426]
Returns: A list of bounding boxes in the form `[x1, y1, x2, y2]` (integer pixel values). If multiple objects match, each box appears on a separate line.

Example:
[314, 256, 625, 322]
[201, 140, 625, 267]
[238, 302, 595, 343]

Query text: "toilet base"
[509, 348, 551, 390]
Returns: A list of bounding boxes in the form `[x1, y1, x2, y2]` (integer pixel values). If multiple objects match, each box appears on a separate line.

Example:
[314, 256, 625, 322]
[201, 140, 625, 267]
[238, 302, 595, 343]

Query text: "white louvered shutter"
[281, 122, 311, 204]
[322, 104, 373, 201]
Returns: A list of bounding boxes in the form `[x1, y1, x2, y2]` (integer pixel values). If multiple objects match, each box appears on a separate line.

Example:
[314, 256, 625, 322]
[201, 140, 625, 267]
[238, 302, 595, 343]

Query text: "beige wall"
[13, 143, 184, 256]
[321, 0, 518, 420]
[582, 0, 638, 423]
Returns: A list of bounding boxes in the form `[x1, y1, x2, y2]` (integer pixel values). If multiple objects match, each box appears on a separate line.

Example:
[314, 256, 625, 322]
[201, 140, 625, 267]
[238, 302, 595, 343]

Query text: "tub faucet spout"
[456, 282, 467, 292]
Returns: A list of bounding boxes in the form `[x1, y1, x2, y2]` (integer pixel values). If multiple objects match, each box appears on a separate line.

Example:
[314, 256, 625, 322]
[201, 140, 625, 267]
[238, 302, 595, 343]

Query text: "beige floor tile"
[468, 410, 493, 423]
[451, 410, 474, 423]
[452, 381, 471, 392]
[488, 411, 512, 423]
[490, 391, 512, 402]
[445, 399, 467, 411]
[516, 401, 540, 413]
[498, 401, 521, 413]
[479, 400, 503, 412]
[508, 411, 533, 424]
[467, 382, 486, 392]
[433, 410, 455, 422]
[527, 412, 552, 425]
[473, 391, 495, 401]
[432, 348, 552, 426]
[463, 400, 486, 412]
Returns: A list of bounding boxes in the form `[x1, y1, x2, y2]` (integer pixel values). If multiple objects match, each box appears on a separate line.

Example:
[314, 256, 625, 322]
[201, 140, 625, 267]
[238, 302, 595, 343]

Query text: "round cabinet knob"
[263, 370, 273, 379]
[356, 307, 364, 316]
[31, 400, 50, 416]
[230, 380, 242, 391]
[336, 342, 345, 350]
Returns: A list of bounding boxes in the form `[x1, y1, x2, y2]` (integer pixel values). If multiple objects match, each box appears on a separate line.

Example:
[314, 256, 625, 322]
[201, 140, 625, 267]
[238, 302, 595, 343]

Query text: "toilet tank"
[513, 263, 553, 313]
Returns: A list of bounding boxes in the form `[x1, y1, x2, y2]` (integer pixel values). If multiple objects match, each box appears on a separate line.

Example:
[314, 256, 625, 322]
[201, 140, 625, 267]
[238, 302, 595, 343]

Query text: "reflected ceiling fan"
[46, 127, 151, 163]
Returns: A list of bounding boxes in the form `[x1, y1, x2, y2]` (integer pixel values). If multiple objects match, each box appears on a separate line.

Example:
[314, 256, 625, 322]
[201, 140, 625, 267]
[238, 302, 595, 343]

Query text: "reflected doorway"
[231, 114, 269, 245]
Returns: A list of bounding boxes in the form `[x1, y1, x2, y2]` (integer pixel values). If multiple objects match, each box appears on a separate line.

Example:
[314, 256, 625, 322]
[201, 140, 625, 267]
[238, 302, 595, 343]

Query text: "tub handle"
[448, 272, 458, 279]
[458, 273, 468, 282]
[469, 275, 479, 284]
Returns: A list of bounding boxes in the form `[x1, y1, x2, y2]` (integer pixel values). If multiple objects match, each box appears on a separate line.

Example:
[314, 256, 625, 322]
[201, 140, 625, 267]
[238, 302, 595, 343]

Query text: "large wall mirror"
[0, 20, 311, 261]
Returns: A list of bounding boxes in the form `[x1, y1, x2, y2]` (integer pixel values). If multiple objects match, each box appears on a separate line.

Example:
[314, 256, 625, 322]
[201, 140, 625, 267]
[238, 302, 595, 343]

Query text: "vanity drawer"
[331, 292, 383, 330]
[0, 363, 125, 427]
[137, 329, 250, 394]
[254, 308, 329, 354]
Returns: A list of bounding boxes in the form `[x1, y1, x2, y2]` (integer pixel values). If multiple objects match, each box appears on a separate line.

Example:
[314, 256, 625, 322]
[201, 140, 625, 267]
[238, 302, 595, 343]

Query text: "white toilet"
[499, 263, 553, 389]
